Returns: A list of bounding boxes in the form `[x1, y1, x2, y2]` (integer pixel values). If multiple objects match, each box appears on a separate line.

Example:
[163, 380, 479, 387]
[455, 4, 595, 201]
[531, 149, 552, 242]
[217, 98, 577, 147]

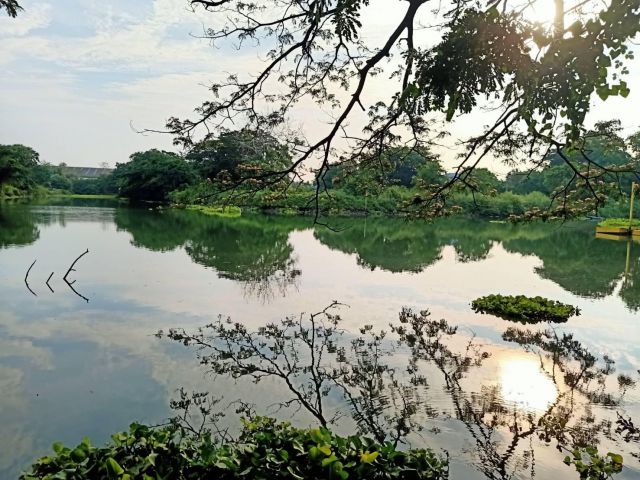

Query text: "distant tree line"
[2, 119, 639, 218]
[0, 145, 118, 198]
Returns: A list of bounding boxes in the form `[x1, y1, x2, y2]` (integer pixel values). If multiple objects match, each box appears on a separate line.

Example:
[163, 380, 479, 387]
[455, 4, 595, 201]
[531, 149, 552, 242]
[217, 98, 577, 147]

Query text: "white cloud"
[0, 70, 215, 164]
[0, 0, 638, 169]
[0, 2, 51, 37]
[0, 0, 222, 72]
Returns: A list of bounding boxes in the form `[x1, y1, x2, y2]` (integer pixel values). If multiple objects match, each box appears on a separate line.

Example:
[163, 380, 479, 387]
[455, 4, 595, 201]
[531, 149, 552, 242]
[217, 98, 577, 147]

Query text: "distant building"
[60, 166, 114, 179]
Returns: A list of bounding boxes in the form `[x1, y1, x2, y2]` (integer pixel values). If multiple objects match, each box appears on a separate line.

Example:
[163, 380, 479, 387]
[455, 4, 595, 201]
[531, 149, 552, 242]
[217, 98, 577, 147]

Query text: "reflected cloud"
[0, 338, 53, 370]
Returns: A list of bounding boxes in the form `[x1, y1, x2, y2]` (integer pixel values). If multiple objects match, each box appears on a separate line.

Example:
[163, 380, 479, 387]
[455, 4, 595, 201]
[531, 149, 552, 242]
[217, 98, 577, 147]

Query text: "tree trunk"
[554, 0, 564, 39]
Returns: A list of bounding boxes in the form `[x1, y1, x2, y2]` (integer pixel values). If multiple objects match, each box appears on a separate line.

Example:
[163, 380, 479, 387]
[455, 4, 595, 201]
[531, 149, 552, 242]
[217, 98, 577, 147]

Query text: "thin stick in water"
[46, 272, 54, 293]
[63, 249, 90, 303]
[24, 259, 37, 297]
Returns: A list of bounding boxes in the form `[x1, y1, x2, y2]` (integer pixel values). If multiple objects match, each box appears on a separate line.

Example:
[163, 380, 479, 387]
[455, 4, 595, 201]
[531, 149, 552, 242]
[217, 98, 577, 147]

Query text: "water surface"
[1, 199, 639, 479]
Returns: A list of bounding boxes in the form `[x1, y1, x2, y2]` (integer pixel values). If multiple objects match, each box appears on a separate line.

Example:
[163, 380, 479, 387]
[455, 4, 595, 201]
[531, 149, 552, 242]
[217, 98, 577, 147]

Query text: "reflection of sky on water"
[1, 202, 640, 479]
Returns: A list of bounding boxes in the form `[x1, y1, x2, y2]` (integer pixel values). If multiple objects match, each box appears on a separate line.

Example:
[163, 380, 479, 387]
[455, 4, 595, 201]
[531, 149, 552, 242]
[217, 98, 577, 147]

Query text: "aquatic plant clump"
[471, 294, 580, 323]
[186, 204, 242, 218]
[597, 218, 640, 228]
[21, 417, 448, 480]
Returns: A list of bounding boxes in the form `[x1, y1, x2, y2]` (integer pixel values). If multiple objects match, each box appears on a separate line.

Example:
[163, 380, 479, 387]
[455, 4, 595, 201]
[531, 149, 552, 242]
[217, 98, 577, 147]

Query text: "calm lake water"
[1, 199, 640, 479]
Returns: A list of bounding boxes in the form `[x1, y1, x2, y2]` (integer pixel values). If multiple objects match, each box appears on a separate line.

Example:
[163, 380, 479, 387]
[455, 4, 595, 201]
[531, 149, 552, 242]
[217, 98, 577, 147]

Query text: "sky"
[0, 0, 638, 170]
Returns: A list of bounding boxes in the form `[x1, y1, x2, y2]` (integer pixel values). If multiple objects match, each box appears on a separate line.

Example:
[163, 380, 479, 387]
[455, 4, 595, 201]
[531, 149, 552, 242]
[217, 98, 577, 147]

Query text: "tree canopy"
[165, 0, 640, 218]
[0, 144, 40, 190]
[113, 150, 197, 202]
[505, 122, 640, 197]
[186, 128, 292, 183]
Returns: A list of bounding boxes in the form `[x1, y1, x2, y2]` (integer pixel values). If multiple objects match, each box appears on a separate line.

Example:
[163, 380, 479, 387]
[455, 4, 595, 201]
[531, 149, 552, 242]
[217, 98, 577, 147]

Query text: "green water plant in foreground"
[471, 294, 580, 323]
[21, 417, 448, 480]
[563, 446, 623, 480]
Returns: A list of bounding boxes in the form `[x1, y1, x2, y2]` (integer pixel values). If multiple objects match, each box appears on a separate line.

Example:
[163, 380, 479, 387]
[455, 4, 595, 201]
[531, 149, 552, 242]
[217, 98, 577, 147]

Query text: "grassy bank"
[48, 193, 118, 200]
[184, 204, 242, 217]
[170, 183, 558, 220]
[0, 184, 49, 200]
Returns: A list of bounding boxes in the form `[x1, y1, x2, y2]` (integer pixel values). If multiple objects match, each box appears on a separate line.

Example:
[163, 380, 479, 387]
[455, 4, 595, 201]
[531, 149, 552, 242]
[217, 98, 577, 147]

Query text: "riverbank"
[170, 187, 558, 220]
[48, 193, 118, 200]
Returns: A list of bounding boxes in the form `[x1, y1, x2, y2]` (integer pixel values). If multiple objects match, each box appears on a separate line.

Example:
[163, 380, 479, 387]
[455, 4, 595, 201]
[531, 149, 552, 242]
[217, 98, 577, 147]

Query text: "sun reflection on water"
[500, 355, 558, 412]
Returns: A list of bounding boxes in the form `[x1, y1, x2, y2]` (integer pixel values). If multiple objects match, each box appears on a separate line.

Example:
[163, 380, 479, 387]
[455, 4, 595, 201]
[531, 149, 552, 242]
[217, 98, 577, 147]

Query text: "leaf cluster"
[563, 446, 623, 480]
[22, 417, 448, 480]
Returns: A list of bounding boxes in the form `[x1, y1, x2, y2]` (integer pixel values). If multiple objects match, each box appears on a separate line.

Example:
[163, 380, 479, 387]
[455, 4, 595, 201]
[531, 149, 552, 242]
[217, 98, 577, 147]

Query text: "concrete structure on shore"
[60, 166, 113, 179]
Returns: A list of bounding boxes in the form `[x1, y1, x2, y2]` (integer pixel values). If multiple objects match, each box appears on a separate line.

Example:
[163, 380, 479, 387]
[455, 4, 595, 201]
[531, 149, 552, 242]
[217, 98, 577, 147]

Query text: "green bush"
[22, 417, 448, 480]
[471, 294, 580, 323]
[170, 180, 559, 219]
[186, 205, 242, 218]
[597, 200, 635, 218]
[450, 191, 551, 217]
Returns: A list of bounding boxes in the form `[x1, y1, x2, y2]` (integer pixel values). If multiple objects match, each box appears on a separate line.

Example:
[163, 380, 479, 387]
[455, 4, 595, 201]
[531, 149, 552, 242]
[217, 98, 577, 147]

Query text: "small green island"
[471, 294, 580, 323]
[596, 217, 640, 237]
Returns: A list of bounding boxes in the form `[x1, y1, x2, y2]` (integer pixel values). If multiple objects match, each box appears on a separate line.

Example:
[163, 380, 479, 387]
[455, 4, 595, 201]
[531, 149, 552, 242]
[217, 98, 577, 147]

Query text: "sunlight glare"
[518, 0, 557, 26]
[500, 356, 558, 412]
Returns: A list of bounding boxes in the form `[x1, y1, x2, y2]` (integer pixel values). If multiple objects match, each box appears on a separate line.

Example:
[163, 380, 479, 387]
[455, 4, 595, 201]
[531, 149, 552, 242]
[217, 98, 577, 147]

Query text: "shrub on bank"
[186, 205, 242, 217]
[22, 417, 448, 480]
[450, 191, 550, 217]
[471, 294, 580, 323]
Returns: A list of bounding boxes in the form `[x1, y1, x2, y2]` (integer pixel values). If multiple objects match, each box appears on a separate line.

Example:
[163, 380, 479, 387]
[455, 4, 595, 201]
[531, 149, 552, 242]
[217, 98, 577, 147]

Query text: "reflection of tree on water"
[115, 208, 193, 252]
[163, 304, 638, 479]
[0, 205, 39, 248]
[504, 223, 630, 299]
[409, 317, 629, 480]
[314, 219, 443, 272]
[114, 209, 307, 302]
[6, 204, 640, 308]
[315, 218, 640, 310]
[620, 244, 640, 312]
[161, 303, 429, 446]
[314, 218, 564, 272]
[185, 223, 301, 304]
[313, 218, 522, 270]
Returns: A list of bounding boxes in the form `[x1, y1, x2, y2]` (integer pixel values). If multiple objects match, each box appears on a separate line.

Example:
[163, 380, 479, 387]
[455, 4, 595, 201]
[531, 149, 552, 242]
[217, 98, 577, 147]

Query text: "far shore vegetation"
[2, 121, 640, 221]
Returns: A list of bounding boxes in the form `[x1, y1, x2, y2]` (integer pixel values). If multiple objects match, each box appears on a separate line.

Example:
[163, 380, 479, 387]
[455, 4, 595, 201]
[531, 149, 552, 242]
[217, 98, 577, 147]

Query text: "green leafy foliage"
[32, 164, 118, 195]
[471, 294, 580, 323]
[113, 149, 197, 202]
[563, 446, 623, 479]
[21, 417, 448, 480]
[413, 3, 640, 140]
[186, 129, 292, 183]
[0, 144, 40, 192]
[185, 205, 242, 217]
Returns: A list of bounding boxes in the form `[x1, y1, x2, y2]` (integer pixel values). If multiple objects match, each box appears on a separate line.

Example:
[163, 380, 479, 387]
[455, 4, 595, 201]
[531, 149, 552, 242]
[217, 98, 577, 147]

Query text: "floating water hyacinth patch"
[471, 294, 580, 323]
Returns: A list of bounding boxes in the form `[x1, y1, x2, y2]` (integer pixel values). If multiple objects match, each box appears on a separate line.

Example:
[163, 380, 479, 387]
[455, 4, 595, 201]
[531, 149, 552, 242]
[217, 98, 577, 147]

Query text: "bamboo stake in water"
[630, 182, 637, 228]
